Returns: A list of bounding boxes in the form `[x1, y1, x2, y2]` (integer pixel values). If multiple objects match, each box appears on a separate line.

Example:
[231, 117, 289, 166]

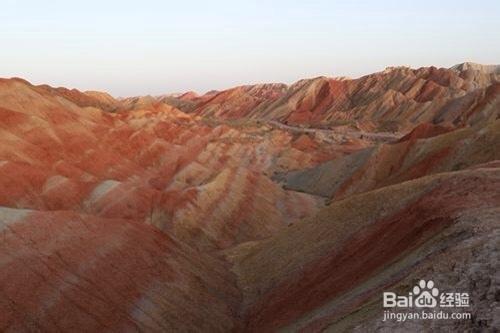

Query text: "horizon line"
[4, 60, 497, 99]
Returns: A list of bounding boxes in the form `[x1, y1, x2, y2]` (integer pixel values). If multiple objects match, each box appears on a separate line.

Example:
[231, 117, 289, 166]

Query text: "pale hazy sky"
[1, 0, 499, 96]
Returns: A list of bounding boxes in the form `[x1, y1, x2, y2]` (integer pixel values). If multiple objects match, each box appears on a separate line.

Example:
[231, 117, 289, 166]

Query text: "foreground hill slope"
[0, 207, 242, 332]
[228, 165, 499, 331]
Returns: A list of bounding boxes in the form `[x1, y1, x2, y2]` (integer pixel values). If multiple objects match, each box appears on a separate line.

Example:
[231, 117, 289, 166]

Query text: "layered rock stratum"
[0, 63, 499, 332]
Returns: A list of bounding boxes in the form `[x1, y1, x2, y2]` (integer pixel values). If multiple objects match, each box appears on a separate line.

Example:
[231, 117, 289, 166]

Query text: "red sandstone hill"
[281, 120, 499, 199]
[159, 62, 498, 133]
[193, 83, 288, 119]
[0, 63, 499, 332]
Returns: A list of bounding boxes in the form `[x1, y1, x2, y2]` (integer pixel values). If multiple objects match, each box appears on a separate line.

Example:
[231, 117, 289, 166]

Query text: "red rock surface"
[193, 83, 287, 119]
[0, 63, 498, 332]
[0, 209, 241, 332]
[283, 120, 500, 199]
[156, 63, 499, 133]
